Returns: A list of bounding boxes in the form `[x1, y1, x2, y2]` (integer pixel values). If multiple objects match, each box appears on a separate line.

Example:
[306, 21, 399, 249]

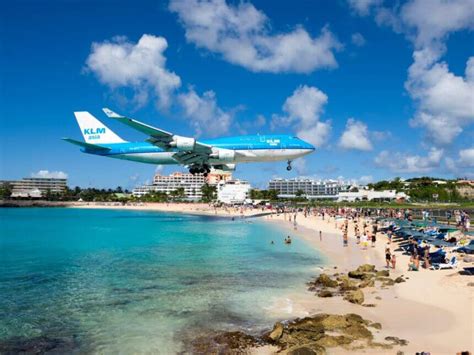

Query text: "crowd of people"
[272, 205, 471, 272]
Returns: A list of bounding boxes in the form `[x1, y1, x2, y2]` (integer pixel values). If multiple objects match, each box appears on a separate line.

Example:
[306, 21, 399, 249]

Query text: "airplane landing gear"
[189, 165, 211, 176]
[286, 160, 292, 171]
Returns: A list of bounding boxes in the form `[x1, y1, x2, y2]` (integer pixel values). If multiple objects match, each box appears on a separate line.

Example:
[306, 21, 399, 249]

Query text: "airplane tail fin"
[74, 111, 126, 144]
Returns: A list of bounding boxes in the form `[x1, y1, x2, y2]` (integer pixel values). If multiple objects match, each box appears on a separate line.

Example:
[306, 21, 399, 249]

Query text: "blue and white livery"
[63, 109, 315, 175]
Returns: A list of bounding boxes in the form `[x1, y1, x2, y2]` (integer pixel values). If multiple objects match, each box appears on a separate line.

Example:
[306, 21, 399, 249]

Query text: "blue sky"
[1, 0, 473, 189]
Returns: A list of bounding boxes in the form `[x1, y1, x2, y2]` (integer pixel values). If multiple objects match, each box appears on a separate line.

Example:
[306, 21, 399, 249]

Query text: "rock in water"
[268, 322, 284, 342]
[344, 290, 365, 304]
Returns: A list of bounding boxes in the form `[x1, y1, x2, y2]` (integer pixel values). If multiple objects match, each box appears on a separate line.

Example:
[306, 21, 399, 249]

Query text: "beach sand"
[72, 203, 473, 354]
[262, 212, 473, 354]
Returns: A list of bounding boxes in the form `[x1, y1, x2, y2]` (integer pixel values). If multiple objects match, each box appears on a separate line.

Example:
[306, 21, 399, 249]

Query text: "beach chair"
[430, 256, 458, 270]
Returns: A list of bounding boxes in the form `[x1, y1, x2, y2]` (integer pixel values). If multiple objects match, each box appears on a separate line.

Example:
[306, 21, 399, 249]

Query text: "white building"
[217, 180, 251, 204]
[337, 189, 409, 202]
[132, 172, 232, 200]
[268, 178, 349, 199]
[2, 177, 67, 198]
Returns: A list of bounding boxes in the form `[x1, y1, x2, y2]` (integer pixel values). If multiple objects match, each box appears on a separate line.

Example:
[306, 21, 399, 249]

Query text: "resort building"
[337, 189, 409, 202]
[1, 177, 68, 198]
[268, 178, 349, 199]
[132, 171, 233, 200]
[217, 180, 251, 204]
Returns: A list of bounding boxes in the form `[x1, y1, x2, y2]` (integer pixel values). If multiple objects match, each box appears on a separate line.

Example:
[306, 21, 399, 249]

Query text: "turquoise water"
[0, 208, 323, 353]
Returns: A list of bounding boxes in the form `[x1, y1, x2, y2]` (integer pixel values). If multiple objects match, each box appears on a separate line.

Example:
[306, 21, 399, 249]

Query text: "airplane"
[63, 108, 315, 176]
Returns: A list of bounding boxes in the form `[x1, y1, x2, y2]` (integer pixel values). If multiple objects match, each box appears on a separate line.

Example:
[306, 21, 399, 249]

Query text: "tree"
[295, 189, 305, 197]
[0, 183, 12, 199]
[201, 183, 217, 202]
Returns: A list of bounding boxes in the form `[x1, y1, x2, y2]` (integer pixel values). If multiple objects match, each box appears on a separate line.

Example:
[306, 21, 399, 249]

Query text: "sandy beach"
[263, 213, 473, 354]
[72, 202, 473, 354]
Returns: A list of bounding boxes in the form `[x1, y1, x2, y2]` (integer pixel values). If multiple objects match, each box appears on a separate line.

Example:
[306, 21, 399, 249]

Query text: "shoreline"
[8, 202, 474, 353]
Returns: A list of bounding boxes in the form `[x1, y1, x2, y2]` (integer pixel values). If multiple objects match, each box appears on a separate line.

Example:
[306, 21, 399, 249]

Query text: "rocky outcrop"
[309, 264, 402, 304]
[394, 276, 406, 283]
[376, 270, 390, 277]
[317, 289, 333, 298]
[357, 264, 376, 273]
[190, 313, 405, 354]
[191, 331, 261, 354]
[337, 275, 358, 291]
[343, 290, 365, 304]
[265, 313, 375, 351]
[268, 322, 284, 342]
[310, 273, 338, 288]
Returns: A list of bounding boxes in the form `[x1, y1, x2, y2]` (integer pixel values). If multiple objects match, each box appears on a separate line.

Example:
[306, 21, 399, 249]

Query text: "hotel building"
[217, 180, 251, 204]
[1, 177, 68, 198]
[132, 171, 232, 200]
[268, 178, 349, 199]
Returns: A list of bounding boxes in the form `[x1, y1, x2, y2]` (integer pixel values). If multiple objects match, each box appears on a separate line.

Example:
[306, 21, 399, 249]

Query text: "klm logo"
[266, 139, 280, 146]
[84, 127, 105, 140]
[84, 128, 106, 135]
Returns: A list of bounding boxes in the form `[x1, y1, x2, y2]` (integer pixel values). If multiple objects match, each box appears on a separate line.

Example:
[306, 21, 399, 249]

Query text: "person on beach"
[408, 255, 420, 271]
[355, 224, 360, 244]
[343, 230, 348, 247]
[385, 247, 391, 268]
[319, 230, 322, 241]
[371, 232, 376, 247]
[361, 233, 368, 250]
[391, 253, 396, 269]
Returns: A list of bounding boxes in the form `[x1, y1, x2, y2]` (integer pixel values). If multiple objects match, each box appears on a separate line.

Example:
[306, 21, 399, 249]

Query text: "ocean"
[0, 208, 323, 353]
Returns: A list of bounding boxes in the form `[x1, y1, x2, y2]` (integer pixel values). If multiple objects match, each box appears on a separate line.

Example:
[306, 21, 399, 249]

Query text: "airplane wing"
[102, 108, 213, 165]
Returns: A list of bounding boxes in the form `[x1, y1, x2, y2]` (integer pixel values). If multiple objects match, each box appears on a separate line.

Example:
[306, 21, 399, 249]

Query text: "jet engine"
[169, 136, 195, 151]
[210, 149, 235, 162]
[212, 164, 236, 171]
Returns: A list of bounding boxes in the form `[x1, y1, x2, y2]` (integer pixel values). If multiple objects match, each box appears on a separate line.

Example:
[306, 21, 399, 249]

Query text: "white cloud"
[374, 147, 443, 173]
[351, 32, 366, 46]
[353, 0, 474, 146]
[169, 0, 340, 73]
[347, 0, 382, 16]
[407, 52, 474, 145]
[177, 87, 233, 137]
[400, 0, 474, 49]
[31, 170, 68, 179]
[338, 118, 373, 151]
[446, 147, 474, 178]
[459, 148, 474, 167]
[85, 34, 181, 109]
[357, 175, 374, 185]
[272, 85, 332, 147]
[293, 158, 307, 175]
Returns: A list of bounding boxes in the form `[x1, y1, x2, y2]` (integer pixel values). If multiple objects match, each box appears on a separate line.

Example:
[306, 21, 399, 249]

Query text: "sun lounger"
[430, 256, 458, 270]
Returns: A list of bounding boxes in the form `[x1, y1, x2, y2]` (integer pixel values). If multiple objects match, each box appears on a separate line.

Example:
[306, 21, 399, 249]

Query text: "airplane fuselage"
[81, 134, 315, 166]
